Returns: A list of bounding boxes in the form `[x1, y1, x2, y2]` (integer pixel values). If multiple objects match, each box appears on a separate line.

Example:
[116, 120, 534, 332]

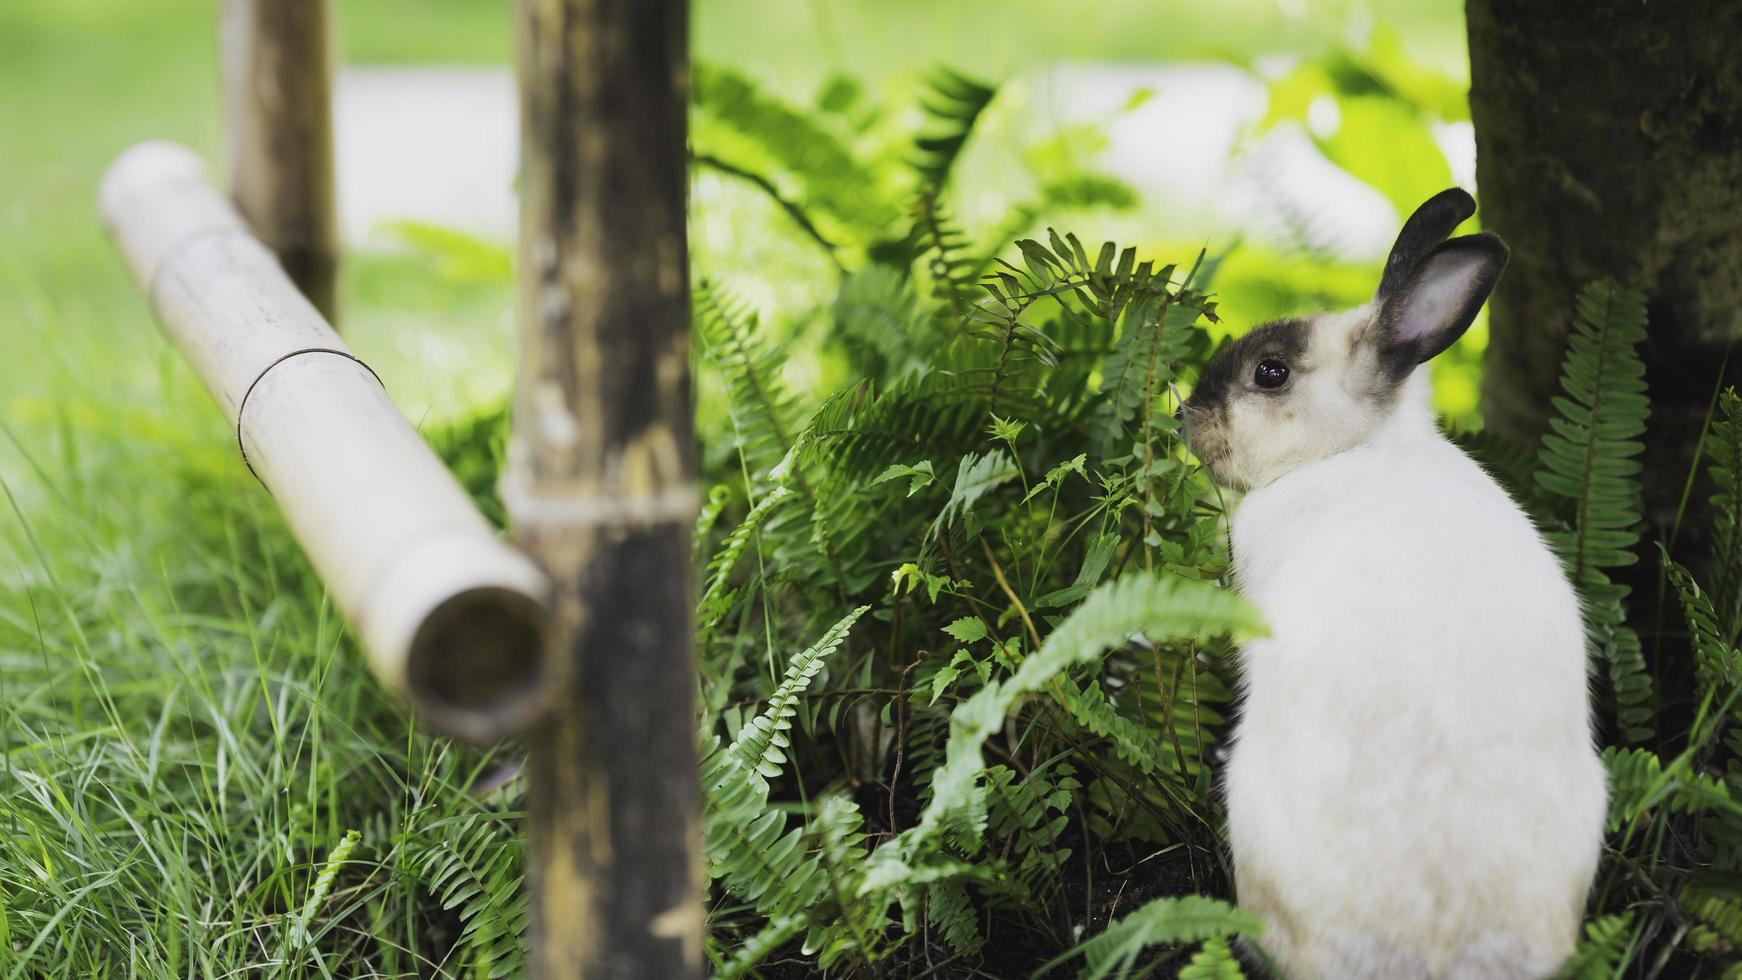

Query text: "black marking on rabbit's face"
[1181, 317, 1314, 490]
[1185, 317, 1311, 418]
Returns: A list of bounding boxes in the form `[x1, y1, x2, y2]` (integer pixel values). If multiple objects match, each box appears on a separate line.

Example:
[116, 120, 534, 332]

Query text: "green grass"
[0, 2, 528, 973]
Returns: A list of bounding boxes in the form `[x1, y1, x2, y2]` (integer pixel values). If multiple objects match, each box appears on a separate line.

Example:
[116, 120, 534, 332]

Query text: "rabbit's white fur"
[1222, 307, 1606, 978]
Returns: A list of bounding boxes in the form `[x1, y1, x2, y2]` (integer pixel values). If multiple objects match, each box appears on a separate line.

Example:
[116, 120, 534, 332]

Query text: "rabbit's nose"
[1173, 405, 1187, 424]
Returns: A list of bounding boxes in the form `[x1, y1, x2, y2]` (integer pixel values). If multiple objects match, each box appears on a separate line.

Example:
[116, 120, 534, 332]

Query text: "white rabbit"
[1181, 188, 1607, 980]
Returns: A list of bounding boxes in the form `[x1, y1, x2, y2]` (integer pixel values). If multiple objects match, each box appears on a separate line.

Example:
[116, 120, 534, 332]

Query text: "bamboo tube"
[510, 0, 704, 975]
[99, 141, 554, 744]
[221, 0, 340, 323]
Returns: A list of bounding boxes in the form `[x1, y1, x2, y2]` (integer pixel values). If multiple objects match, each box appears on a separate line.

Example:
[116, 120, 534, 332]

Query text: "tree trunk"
[1467, 0, 1742, 546]
[221, 0, 340, 323]
[507, 0, 702, 977]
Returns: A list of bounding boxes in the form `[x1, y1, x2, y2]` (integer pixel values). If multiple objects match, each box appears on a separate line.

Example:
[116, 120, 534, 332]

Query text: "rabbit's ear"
[1376, 233, 1508, 377]
[1377, 188, 1477, 301]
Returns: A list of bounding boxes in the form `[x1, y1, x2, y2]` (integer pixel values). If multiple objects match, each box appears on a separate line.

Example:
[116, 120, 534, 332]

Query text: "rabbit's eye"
[1253, 358, 1290, 389]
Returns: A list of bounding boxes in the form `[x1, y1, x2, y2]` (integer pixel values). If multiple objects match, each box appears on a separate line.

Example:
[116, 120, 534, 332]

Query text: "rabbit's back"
[1224, 424, 1606, 979]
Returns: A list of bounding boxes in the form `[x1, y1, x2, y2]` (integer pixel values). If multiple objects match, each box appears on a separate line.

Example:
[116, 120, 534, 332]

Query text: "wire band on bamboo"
[232, 347, 382, 479]
[100, 141, 555, 743]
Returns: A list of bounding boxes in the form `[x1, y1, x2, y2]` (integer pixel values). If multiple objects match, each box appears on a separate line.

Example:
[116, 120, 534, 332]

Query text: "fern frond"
[806, 795, 885, 968]
[1178, 937, 1247, 980]
[402, 815, 525, 978]
[926, 450, 1019, 545]
[912, 69, 998, 193]
[712, 915, 805, 979]
[1708, 389, 1742, 641]
[1535, 278, 1652, 742]
[1684, 888, 1742, 950]
[1535, 278, 1650, 585]
[1666, 554, 1738, 688]
[1605, 625, 1653, 745]
[1603, 746, 1736, 832]
[924, 879, 983, 956]
[1053, 678, 1176, 778]
[697, 283, 807, 480]
[833, 265, 933, 383]
[727, 605, 870, 790]
[697, 285, 870, 595]
[983, 763, 1075, 893]
[878, 71, 997, 312]
[702, 738, 830, 924]
[1094, 301, 1198, 462]
[975, 175, 1140, 273]
[1061, 895, 1261, 980]
[1553, 913, 1634, 980]
[1125, 640, 1231, 787]
[917, 196, 978, 320]
[799, 372, 988, 481]
[693, 64, 897, 245]
[287, 828, 361, 950]
[698, 485, 794, 638]
[905, 573, 1264, 850]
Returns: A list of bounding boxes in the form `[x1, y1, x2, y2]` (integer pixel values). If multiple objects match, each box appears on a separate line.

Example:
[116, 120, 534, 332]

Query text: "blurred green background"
[0, 0, 1474, 476]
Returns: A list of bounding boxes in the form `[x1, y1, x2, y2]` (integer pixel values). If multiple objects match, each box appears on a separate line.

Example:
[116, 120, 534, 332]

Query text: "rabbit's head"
[1181, 188, 1508, 492]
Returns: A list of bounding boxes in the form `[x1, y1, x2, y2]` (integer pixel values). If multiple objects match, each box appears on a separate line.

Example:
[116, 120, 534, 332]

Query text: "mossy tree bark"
[1467, 0, 1742, 547]
[220, 0, 340, 323]
[508, 0, 702, 977]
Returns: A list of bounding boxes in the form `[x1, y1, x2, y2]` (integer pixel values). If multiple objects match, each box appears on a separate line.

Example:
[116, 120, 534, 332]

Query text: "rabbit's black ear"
[1376, 188, 1477, 301]
[1376, 232, 1508, 379]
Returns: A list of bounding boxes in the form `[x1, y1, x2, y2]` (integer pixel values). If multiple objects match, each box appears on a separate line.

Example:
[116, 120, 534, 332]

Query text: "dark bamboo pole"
[507, 1, 703, 976]
[221, 0, 340, 323]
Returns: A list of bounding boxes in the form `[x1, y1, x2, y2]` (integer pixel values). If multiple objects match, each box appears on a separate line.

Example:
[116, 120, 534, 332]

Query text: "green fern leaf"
[1056, 895, 1261, 980]
[834, 265, 933, 383]
[924, 879, 983, 956]
[1178, 937, 1247, 980]
[402, 814, 525, 977]
[698, 484, 794, 637]
[1665, 553, 1738, 687]
[712, 915, 805, 979]
[1603, 745, 1738, 832]
[727, 606, 870, 789]
[912, 69, 998, 193]
[1684, 888, 1742, 949]
[1553, 913, 1634, 980]
[904, 573, 1264, 851]
[876, 71, 997, 311]
[693, 64, 896, 247]
[1534, 278, 1652, 742]
[1707, 389, 1742, 641]
[926, 449, 1019, 544]
[697, 283, 807, 479]
[1535, 278, 1650, 581]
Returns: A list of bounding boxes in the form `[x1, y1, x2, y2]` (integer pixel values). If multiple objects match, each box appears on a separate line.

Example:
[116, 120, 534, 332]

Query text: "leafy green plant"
[1044, 896, 1261, 980]
[683, 60, 1742, 978]
[1534, 279, 1652, 743]
[1523, 282, 1742, 976]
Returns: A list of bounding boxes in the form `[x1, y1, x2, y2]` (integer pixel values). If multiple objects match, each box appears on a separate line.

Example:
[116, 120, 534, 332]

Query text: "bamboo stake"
[99, 141, 554, 744]
[221, 0, 340, 323]
[509, 0, 704, 974]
